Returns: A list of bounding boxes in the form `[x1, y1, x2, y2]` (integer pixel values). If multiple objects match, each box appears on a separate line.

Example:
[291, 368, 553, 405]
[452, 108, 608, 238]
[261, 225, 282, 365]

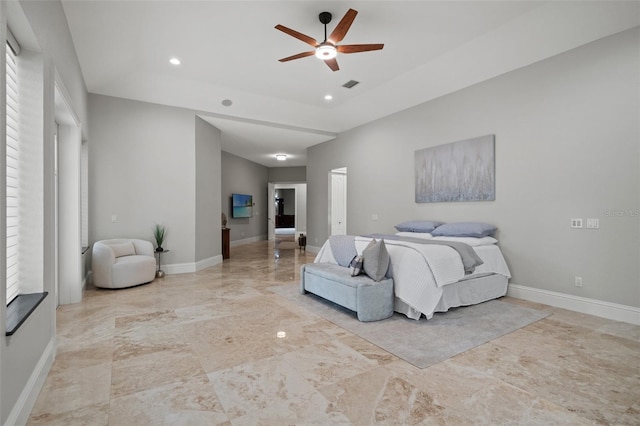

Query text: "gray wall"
[307, 28, 640, 308]
[268, 166, 306, 182]
[221, 151, 269, 242]
[195, 117, 222, 262]
[1, 0, 88, 423]
[89, 94, 197, 266]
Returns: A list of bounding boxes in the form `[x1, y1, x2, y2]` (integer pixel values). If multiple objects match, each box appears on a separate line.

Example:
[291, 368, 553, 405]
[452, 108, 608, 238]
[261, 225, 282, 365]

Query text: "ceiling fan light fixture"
[315, 44, 337, 60]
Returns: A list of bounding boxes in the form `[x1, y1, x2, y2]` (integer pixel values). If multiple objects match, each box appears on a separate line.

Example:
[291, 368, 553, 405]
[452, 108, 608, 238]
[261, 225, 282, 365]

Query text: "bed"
[312, 221, 511, 320]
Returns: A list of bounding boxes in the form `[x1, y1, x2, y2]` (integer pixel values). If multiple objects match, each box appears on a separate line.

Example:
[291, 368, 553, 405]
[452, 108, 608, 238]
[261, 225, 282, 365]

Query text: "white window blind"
[6, 42, 20, 304]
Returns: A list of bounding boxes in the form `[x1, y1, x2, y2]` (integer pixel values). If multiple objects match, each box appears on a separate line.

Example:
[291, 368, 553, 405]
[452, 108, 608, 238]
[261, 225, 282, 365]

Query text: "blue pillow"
[394, 220, 444, 233]
[431, 222, 497, 238]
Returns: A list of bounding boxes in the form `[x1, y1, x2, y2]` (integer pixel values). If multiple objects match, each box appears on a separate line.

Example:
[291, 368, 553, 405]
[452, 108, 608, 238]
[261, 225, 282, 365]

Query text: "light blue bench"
[300, 263, 394, 322]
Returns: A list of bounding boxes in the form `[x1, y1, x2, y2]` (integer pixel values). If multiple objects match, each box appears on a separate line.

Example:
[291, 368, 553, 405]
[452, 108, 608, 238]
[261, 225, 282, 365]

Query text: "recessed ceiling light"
[324, 94, 333, 101]
[276, 154, 287, 161]
[169, 57, 181, 65]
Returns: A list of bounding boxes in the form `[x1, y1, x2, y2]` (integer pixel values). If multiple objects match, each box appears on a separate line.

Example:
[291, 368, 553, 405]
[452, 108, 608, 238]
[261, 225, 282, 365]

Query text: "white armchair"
[92, 239, 156, 289]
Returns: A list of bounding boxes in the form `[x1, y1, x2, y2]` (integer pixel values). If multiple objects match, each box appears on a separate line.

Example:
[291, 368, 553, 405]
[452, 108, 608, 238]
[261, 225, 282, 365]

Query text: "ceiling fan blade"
[278, 51, 316, 62]
[337, 44, 384, 54]
[328, 8, 358, 44]
[275, 24, 318, 48]
[324, 58, 339, 72]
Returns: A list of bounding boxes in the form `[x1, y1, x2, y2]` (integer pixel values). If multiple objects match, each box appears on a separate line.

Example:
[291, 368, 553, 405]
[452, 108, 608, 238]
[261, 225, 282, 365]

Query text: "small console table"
[222, 228, 230, 259]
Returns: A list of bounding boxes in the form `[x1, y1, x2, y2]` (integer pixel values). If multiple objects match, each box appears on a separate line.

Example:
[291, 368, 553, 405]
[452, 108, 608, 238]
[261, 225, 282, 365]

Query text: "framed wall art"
[415, 134, 495, 203]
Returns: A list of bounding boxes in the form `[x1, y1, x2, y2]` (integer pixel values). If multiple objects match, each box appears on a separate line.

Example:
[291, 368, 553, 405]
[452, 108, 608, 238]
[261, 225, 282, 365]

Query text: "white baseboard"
[195, 255, 222, 272]
[6, 338, 55, 426]
[163, 262, 196, 274]
[162, 255, 223, 275]
[230, 235, 267, 247]
[306, 245, 321, 254]
[508, 283, 640, 325]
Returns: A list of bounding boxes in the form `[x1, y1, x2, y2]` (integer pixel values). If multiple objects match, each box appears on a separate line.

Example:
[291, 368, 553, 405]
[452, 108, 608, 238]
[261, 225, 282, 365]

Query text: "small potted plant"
[153, 224, 166, 252]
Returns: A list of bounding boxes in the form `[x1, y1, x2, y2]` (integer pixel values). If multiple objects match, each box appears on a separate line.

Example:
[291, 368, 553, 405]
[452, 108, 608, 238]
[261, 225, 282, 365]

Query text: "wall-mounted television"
[231, 193, 253, 218]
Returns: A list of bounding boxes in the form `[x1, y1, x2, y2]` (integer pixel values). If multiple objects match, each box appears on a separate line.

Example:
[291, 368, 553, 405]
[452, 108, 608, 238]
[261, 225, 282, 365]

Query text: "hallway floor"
[28, 240, 639, 425]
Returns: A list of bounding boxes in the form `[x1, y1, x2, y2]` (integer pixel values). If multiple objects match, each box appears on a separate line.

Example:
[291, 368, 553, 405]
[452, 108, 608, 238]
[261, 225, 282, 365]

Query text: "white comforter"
[314, 236, 511, 320]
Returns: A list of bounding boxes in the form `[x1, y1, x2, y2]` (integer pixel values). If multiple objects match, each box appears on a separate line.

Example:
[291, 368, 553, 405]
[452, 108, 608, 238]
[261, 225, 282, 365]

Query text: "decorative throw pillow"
[431, 222, 497, 238]
[329, 235, 357, 267]
[110, 241, 136, 257]
[349, 255, 364, 277]
[394, 220, 444, 233]
[362, 239, 390, 282]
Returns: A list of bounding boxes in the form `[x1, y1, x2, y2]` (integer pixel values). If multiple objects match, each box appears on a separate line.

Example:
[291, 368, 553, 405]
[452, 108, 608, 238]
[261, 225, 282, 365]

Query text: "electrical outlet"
[574, 276, 583, 287]
[371, 213, 378, 221]
[111, 214, 117, 223]
[571, 218, 583, 228]
[586, 218, 599, 229]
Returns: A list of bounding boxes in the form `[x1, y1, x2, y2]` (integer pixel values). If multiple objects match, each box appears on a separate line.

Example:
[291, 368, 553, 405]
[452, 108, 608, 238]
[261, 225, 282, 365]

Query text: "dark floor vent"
[342, 80, 360, 89]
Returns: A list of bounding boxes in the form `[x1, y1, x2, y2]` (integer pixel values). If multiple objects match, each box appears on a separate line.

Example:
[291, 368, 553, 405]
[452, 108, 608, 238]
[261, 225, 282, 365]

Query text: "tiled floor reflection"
[28, 239, 639, 425]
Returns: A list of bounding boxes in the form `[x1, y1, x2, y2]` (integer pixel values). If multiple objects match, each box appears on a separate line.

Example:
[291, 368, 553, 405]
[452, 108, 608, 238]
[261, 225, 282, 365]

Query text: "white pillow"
[432, 236, 498, 246]
[110, 241, 136, 257]
[395, 232, 433, 240]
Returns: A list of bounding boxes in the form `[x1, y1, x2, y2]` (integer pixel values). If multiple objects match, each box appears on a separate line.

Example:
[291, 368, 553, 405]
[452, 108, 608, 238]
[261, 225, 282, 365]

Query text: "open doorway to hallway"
[268, 183, 307, 256]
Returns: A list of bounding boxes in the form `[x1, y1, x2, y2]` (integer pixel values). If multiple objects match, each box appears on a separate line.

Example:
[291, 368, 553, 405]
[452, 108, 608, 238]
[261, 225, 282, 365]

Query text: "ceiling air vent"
[342, 80, 360, 89]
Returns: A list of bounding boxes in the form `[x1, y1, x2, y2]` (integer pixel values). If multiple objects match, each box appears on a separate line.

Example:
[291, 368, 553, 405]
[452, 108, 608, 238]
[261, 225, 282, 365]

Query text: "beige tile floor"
[28, 238, 639, 425]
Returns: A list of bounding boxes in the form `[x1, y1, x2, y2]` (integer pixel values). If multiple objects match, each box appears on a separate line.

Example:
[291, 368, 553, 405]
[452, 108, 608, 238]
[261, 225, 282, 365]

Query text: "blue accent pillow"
[431, 222, 497, 238]
[394, 220, 444, 233]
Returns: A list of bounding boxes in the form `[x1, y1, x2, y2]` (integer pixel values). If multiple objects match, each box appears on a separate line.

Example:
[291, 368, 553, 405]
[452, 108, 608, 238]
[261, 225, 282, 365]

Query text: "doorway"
[275, 188, 295, 230]
[329, 167, 347, 235]
[267, 183, 307, 241]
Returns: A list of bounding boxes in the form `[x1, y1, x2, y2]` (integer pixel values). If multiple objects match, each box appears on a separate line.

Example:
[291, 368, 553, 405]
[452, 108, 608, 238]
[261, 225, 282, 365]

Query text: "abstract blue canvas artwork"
[415, 135, 495, 203]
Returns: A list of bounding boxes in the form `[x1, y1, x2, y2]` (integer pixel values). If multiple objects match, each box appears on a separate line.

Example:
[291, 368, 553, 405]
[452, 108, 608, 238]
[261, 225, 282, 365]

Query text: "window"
[6, 38, 19, 304]
[4, 30, 49, 333]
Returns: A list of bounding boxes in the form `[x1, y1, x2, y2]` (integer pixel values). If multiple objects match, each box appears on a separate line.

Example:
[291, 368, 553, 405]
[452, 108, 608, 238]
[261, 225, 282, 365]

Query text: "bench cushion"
[304, 263, 378, 288]
[301, 263, 394, 322]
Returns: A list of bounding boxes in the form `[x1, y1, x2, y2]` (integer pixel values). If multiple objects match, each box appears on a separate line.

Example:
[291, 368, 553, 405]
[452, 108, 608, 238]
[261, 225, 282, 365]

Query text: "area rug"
[269, 284, 549, 369]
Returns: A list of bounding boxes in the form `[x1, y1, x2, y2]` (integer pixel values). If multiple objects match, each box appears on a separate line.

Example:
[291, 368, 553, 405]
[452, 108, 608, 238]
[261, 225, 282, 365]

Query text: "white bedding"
[313, 236, 511, 320]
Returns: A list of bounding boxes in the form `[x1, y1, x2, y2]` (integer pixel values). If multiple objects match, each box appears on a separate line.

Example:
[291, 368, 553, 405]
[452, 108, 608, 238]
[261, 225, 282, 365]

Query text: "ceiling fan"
[275, 8, 384, 72]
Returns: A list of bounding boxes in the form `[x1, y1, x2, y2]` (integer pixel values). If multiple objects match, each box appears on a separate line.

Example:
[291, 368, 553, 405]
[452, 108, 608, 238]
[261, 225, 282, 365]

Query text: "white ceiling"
[61, 1, 639, 167]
